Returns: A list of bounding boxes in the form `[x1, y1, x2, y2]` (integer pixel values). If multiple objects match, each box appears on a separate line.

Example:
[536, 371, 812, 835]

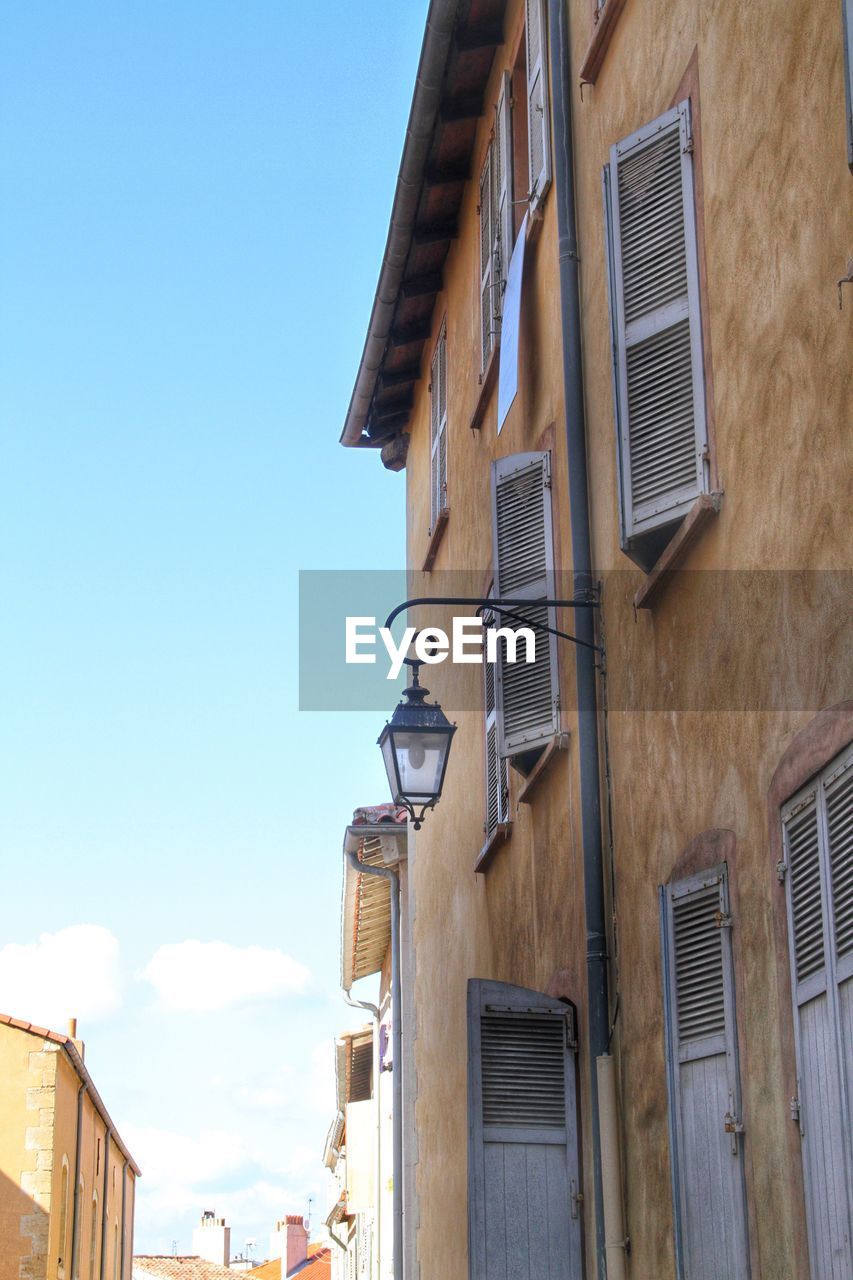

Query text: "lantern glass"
[389, 729, 450, 803]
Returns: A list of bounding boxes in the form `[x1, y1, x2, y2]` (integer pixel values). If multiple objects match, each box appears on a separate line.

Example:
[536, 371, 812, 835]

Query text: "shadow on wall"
[0, 1167, 50, 1280]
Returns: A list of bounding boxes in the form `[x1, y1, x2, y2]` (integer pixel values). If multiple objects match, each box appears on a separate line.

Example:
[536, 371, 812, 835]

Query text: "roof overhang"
[334, 1026, 374, 1114]
[341, 0, 505, 453]
[341, 808, 408, 990]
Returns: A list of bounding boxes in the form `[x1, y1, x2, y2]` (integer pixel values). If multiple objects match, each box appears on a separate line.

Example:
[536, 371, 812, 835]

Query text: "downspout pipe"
[345, 849, 403, 1280]
[548, 4, 610, 1277]
[70, 1082, 88, 1279]
[100, 1128, 111, 1280]
[120, 1166, 127, 1280]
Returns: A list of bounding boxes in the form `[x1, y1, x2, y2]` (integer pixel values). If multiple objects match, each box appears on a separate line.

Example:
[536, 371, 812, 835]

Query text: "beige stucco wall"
[0, 1026, 137, 1280]
[395, 0, 851, 1277]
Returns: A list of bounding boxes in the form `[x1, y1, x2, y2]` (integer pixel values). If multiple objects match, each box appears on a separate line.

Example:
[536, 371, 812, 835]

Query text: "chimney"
[283, 1216, 308, 1275]
[192, 1211, 231, 1266]
[67, 1018, 85, 1061]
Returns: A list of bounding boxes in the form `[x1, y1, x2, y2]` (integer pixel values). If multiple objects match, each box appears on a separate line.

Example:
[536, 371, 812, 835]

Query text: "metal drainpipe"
[343, 990, 381, 1280]
[346, 849, 402, 1280]
[70, 1082, 88, 1279]
[548, 3, 610, 1277]
[99, 1129, 111, 1280]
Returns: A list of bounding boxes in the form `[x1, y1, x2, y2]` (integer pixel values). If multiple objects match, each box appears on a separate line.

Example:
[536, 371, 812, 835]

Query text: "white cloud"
[140, 939, 310, 1011]
[0, 924, 122, 1030]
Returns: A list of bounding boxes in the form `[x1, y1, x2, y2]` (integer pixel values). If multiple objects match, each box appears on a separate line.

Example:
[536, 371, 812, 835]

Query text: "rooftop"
[132, 1259, 233, 1280]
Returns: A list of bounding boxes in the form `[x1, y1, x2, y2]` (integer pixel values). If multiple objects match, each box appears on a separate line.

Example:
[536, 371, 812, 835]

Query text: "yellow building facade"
[340, 1, 851, 1277]
[0, 1016, 139, 1280]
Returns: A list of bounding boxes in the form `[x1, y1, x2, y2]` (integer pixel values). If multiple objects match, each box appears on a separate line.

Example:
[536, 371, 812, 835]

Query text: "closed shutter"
[467, 980, 582, 1280]
[782, 746, 853, 1279]
[525, 0, 551, 211]
[490, 452, 560, 759]
[605, 101, 708, 543]
[430, 323, 448, 530]
[480, 147, 497, 371]
[483, 596, 509, 838]
[495, 71, 514, 296]
[661, 866, 750, 1279]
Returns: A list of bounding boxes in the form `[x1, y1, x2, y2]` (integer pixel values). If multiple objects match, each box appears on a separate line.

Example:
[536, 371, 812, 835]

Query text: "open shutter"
[782, 747, 853, 1278]
[430, 323, 447, 530]
[661, 867, 750, 1279]
[483, 596, 509, 838]
[525, 0, 551, 211]
[495, 71, 514, 296]
[468, 980, 582, 1280]
[490, 452, 560, 759]
[606, 101, 708, 543]
[479, 147, 497, 371]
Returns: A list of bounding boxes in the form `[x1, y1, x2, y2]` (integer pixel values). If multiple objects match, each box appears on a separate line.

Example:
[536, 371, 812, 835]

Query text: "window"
[604, 100, 709, 569]
[467, 980, 580, 1278]
[660, 865, 750, 1278]
[780, 743, 853, 1278]
[89, 1193, 99, 1280]
[478, 0, 551, 377]
[57, 1157, 70, 1276]
[482, 592, 510, 853]
[429, 322, 448, 531]
[490, 452, 560, 771]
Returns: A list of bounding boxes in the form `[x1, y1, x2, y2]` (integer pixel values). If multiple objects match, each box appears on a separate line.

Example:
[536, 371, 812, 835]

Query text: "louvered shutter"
[467, 980, 582, 1280]
[480, 147, 497, 372]
[495, 72, 514, 295]
[782, 746, 853, 1279]
[490, 453, 559, 759]
[483, 597, 509, 837]
[661, 867, 750, 1279]
[525, 0, 551, 211]
[606, 101, 708, 543]
[430, 323, 448, 531]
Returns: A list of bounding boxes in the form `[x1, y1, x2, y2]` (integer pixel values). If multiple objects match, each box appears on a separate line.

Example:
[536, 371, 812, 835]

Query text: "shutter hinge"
[790, 1095, 801, 1124]
[714, 910, 733, 929]
[776, 859, 787, 883]
[724, 1109, 745, 1155]
[570, 1180, 583, 1219]
[682, 137, 694, 155]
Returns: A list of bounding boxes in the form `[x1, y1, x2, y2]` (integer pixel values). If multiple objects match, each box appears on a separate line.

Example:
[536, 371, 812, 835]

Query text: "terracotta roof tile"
[132, 1259, 234, 1280]
[288, 1249, 331, 1279]
[247, 1261, 280, 1280]
[351, 803, 407, 826]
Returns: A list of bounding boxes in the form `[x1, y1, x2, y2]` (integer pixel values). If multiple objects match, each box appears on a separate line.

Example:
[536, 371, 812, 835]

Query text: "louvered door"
[490, 453, 560, 759]
[606, 101, 708, 542]
[661, 867, 750, 1279]
[782, 746, 853, 1279]
[430, 322, 448, 531]
[468, 980, 581, 1280]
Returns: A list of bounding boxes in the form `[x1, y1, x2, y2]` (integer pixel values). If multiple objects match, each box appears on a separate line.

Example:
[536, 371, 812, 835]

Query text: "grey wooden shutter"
[495, 71, 514, 295]
[468, 980, 582, 1280]
[480, 147, 497, 371]
[606, 101, 708, 543]
[490, 452, 560, 759]
[525, 0, 551, 211]
[782, 746, 853, 1279]
[661, 866, 750, 1279]
[483, 597, 509, 837]
[430, 323, 447, 530]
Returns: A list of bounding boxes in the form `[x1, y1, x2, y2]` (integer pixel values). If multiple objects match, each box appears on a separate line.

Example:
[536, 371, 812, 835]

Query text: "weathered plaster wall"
[400, 0, 850, 1276]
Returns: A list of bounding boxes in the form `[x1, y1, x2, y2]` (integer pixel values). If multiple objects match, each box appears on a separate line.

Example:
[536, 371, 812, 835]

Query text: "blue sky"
[0, 2, 423, 1255]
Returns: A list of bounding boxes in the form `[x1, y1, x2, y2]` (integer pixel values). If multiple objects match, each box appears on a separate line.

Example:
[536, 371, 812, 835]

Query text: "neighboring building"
[324, 808, 407, 1280]
[340, 2, 851, 1278]
[0, 1013, 140, 1280]
[249, 1219, 331, 1280]
[192, 1213, 231, 1267]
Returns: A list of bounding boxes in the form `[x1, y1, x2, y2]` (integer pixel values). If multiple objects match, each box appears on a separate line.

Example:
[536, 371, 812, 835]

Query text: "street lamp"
[378, 662, 456, 829]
